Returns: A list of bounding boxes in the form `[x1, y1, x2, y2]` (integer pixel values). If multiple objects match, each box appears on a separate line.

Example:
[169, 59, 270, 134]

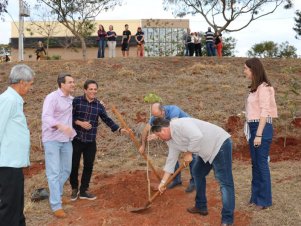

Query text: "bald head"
[151, 103, 164, 117]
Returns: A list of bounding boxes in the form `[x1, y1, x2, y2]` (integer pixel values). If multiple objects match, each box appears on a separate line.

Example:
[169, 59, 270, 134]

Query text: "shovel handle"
[146, 162, 188, 206]
[111, 105, 161, 181]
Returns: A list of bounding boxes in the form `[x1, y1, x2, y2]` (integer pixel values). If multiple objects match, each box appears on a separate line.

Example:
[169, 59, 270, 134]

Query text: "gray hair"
[9, 64, 35, 84]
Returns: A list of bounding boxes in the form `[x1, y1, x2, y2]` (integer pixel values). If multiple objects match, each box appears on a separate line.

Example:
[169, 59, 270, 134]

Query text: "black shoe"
[79, 191, 97, 200]
[185, 183, 195, 193]
[70, 189, 79, 201]
[167, 181, 182, 189]
[187, 206, 208, 216]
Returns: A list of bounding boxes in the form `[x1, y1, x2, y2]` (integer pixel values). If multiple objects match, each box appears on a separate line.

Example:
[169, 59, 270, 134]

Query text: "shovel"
[111, 105, 161, 181]
[130, 162, 188, 213]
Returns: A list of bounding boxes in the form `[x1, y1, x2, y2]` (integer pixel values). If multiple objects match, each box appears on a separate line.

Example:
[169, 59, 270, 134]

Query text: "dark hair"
[150, 118, 170, 133]
[245, 58, 271, 92]
[84, 80, 98, 90]
[99, 24, 105, 31]
[57, 73, 72, 88]
[125, 24, 128, 27]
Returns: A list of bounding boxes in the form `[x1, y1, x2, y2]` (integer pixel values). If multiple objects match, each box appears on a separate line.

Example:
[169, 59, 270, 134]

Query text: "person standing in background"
[97, 24, 107, 58]
[121, 24, 131, 57]
[194, 32, 202, 56]
[107, 25, 117, 58]
[215, 31, 223, 57]
[135, 27, 145, 57]
[205, 27, 215, 56]
[0, 64, 35, 226]
[182, 28, 191, 56]
[244, 58, 278, 210]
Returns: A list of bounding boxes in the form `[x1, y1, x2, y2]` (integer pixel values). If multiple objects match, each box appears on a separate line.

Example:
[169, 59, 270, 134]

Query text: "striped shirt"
[72, 95, 119, 142]
[205, 31, 215, 43]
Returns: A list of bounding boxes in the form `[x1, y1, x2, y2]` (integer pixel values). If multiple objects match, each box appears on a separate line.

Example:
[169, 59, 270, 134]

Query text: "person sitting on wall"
[35, 41, 46, 61]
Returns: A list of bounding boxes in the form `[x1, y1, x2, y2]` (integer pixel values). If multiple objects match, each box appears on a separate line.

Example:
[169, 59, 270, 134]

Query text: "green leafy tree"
[222, 36, 237, 57]
[0, 0, 8, 14]
[278, 41, 297, 58]
[163, 0, 293, 34]
[293, 10, 301, 39]
[38, 0, 121, 60]
[247, 41, 278, 58]
[248, 41, 297, 58]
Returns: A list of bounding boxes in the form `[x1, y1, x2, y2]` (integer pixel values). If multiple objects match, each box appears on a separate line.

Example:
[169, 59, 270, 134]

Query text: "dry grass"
[1, 57, 301, 225]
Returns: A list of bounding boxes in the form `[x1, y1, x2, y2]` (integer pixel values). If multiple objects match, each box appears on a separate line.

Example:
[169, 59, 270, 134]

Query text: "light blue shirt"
[149, 105, 190, 125]
[0, 87, 30, 167]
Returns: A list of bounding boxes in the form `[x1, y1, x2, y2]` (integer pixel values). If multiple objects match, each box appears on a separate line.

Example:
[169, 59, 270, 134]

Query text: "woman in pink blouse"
[244, 58, 278, 210]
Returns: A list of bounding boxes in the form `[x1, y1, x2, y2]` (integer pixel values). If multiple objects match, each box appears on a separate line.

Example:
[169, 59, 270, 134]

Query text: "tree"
[293, 10, 301, 39]
[27, 5, 60, 56]
[0, 0, 8, 21]
[248, 41, 278, 58]
[222, 36, 236, 57]
[163, 0, 293, 33]
[278, 41, 297, 58]
[0, 0, 8, 14]
[247, 41, 297, 58]
[38, 0, 121, 60]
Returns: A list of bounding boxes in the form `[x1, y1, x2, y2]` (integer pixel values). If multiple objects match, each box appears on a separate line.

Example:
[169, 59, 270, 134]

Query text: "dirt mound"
[47, 170, 251, 226]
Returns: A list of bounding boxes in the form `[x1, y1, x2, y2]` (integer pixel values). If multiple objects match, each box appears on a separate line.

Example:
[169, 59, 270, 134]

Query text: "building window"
[144, 27, 185, 56]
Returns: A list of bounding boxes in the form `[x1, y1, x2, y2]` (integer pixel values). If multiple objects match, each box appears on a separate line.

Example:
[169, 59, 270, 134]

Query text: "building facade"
[10, 19, 189, 57]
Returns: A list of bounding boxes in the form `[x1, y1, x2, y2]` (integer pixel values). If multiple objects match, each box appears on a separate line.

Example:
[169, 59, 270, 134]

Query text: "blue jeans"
[206, 42, 216, 56]
[97, 39, 106, 58]
[173, 154, 196, 186]
[193, 138, 235, 224]
[248, 122, 273, 207]
[184, 44, 189, 56]
[43, 141, 73, 211]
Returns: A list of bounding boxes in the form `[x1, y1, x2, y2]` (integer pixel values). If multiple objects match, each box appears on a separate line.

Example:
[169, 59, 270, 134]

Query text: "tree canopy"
[163, 0, 293, 33]
[38, 0, 121, 60]
[293, 10, 301, 39]
[247, 41, 297, 58]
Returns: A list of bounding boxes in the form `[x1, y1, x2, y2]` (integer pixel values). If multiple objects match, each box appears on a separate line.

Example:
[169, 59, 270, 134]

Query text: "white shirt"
[164, 118, 231, 173]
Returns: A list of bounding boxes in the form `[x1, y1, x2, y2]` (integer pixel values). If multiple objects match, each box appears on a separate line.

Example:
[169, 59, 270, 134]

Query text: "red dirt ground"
[46, 170, 251, 226]
[24, 115, 300, 226]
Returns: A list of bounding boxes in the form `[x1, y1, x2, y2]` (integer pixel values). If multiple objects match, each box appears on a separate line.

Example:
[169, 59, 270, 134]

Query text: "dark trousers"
[188, 43, 195, 56]
[70, 139, 97, 193]
[0, 167, 26, 226]
[194, 43, 202, 56]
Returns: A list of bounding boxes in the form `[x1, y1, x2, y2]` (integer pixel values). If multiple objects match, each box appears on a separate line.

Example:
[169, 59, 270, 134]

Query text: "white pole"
[18, 0, 24, 61]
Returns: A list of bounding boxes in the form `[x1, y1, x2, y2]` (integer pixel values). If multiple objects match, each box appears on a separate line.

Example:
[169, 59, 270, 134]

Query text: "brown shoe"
[54, 209, 66, 218]
[187, 206, 208, 216]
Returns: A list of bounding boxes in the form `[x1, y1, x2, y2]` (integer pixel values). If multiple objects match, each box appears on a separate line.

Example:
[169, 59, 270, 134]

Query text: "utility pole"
[18, 0, 30, 61]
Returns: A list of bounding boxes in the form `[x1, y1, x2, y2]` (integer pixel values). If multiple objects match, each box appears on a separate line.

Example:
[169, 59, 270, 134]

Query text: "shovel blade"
[130, 205, 151, 213]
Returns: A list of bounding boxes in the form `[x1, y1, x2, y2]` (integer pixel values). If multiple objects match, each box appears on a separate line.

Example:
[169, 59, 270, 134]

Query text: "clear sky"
[1, 0, 300, 57]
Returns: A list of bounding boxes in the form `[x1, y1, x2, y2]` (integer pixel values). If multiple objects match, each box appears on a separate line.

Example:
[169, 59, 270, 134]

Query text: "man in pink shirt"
[42, 73, 76, 218]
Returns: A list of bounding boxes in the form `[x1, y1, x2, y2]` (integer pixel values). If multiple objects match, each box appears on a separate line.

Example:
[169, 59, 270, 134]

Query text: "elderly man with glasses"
[0, 64, 35, 226]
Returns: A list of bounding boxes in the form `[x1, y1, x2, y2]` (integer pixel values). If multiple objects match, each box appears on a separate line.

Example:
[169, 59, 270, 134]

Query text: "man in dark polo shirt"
[70, 80, 128, 201]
